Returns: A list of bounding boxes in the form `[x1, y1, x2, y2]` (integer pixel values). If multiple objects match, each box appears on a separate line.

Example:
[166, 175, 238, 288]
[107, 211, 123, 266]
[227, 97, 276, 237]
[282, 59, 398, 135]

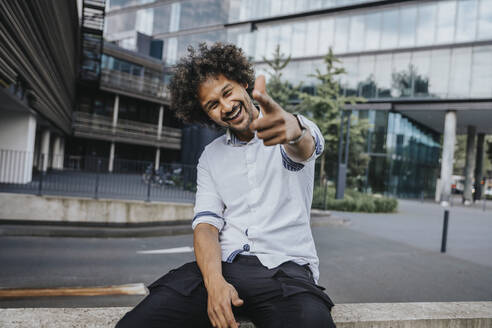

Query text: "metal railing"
[100, 68, 169, 101]
[0, 151, 196, 203]
[72, 111, 181, 148]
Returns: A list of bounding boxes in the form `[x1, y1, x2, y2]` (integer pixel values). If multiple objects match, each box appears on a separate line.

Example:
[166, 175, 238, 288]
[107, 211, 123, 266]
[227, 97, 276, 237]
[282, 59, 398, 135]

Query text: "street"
[1, 200, 491, 308]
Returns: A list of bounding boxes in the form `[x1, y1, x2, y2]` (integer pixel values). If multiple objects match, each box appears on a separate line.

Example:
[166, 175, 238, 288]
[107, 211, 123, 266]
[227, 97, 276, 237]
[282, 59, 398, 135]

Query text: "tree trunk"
[320, 154, 326, 186]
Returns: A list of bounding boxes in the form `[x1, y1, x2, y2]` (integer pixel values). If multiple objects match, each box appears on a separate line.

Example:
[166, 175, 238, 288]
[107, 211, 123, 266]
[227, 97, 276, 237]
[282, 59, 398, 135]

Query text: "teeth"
[227, 105, 241, 120]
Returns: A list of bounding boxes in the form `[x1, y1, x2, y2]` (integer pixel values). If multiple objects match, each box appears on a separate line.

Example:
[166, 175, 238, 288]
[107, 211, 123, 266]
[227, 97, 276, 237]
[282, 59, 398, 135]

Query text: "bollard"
[146, 172, 152, 203]
[483, 198, 487, 212]
[441, 210, 449, 253]
[323, 182, 328, 210]
[420, 191, 424, 203]
[38, 155, 44, 196]
[94, 160, 101, 200]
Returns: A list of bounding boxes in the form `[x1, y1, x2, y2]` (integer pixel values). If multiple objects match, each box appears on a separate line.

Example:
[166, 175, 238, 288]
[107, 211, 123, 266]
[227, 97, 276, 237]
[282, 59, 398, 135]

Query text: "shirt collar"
[225, 106, 262, 147]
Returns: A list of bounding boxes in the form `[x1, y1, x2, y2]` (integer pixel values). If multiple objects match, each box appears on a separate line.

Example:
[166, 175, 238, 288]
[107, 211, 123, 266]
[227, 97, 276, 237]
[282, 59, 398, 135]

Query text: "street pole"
[441, 209, 450, 253]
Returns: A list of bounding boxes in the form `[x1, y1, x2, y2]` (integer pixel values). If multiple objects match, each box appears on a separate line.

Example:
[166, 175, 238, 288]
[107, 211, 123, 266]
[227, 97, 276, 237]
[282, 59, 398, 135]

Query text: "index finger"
[222, 302, 238, 328]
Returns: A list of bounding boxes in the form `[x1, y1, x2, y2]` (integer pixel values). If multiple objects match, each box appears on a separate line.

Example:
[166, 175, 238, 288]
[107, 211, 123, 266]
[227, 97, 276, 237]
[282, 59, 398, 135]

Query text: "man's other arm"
[194, 223, 243, 328]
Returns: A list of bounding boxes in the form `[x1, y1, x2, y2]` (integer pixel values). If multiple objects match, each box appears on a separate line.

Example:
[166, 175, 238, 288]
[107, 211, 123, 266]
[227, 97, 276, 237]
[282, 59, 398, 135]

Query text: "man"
[116, 43, 336, 328]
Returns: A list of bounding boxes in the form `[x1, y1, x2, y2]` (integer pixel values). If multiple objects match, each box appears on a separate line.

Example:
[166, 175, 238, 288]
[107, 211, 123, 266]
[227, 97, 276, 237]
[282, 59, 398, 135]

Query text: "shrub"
[313, 186, 398, 213]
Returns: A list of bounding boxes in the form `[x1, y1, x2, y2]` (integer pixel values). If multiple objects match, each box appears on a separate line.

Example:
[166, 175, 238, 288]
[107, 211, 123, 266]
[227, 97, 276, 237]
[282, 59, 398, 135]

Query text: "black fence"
[0, 150, 197, 203]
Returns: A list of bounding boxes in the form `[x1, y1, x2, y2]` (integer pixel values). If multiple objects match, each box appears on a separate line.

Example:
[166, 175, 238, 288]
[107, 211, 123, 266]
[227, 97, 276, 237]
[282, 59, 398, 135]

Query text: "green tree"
[263, 45, 298, 111]
[298, 48, 369, 188]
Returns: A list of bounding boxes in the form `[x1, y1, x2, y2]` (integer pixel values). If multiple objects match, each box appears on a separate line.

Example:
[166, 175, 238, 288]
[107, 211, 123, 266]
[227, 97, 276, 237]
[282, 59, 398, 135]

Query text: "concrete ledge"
[0, 302, 491, 327]
[0, 193, 193, 224]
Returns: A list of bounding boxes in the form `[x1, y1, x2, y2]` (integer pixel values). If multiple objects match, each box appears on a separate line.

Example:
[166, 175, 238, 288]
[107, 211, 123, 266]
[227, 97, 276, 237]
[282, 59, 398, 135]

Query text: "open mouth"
[224, 103, 242, 122]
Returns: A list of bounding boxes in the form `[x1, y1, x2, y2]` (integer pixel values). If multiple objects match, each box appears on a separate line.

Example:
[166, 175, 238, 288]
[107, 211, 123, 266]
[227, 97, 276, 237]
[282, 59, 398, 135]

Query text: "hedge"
[313, 186, 398, 213]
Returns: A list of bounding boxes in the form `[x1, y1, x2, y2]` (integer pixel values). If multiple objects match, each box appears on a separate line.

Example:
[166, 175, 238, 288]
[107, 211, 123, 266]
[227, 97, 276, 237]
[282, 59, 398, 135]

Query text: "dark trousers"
[116, 255, 336, 328]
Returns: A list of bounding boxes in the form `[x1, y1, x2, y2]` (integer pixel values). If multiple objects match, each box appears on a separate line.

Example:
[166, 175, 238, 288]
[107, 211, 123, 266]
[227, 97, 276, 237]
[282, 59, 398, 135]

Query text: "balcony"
[100, 68, 169, 104]
[72, 111, 181, 149]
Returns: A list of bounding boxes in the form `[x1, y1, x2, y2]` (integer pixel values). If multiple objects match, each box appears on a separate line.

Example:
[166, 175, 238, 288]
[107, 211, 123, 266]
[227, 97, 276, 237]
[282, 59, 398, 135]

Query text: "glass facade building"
[104, 0, 492, 197]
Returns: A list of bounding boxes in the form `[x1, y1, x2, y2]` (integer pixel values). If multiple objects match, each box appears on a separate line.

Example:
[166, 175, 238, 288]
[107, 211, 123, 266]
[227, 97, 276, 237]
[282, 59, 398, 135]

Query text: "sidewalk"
[0, 209, 336, 238]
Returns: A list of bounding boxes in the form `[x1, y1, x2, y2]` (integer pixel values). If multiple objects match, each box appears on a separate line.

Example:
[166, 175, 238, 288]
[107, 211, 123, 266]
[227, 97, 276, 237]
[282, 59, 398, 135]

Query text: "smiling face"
[198, 74, 258, 141]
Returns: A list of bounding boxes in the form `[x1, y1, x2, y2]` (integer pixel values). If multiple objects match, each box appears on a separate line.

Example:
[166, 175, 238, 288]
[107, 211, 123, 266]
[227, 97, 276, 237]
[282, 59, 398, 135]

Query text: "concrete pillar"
[0, 111, 36, 183]
[463, 126, 477, 205]
[155, 148, 161, 170]
[473, 133, 485, 202]
[108, 142, 115, 173]
[59, 137, 65, 171]
[52, 136, 61, 169]
[157, 105, 164, 140]
[112, 94, 119, 128]
[439, 111, 456, 206]
[40, 130, 50, 172]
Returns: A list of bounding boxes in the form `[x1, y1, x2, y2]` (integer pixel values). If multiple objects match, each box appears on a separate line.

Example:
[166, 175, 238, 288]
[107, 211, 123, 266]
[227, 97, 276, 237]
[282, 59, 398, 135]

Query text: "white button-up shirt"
[192, 114, 324, 282]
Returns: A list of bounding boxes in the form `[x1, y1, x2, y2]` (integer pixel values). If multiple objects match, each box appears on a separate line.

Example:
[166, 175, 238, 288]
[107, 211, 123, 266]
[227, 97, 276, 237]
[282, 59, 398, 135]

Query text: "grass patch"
[313, 186, 398, 213]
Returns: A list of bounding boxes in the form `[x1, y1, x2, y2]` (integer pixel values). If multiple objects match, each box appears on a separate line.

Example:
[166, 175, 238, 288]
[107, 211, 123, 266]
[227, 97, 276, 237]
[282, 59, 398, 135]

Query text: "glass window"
[340, 56, 359, 96]
[375, 54, 392, 98]
[412, 51, 431, 98]
[135, 8, 154, 35]
[364, 12, 381, 51]
[456, 0, 478, 42]
[179, 0, 226, 31]
[281, 0, 296, 15]
[165, 37, 177, 65]
[399, 6, 417, 47]
[318, 18, 335, 55]
[380, 9, 399, 49]
[169, 2, 180, 32]
[106, 12, 136, 35]
[348, 14, 365, 52]
[228, 0, 241, 23]
[278, 24, 293, 57]
[416, 3, 437, 46]
[436, 0, 457, 44]
[449, 47, 472, 98]
[265, 25, 280, 60]
[270, 0, 283, 17]
[391, 53, 412, 98]
[291, 21, 307, 58]
[478, 0, 492, 39]
[470, 46, 492, 98]
[334, 16, 349, 53]
[358, 55, 376, 98]
[429, 49, 451, 98]
[305, 20, 320, 57]
[254, 28, 268, 60]
[153, 4, 172, 34]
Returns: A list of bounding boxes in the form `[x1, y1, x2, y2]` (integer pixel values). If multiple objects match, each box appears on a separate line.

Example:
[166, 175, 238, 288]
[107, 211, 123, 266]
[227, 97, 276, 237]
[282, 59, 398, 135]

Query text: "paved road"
[331, 199, 492, 268]
[1, 204, 491, 308]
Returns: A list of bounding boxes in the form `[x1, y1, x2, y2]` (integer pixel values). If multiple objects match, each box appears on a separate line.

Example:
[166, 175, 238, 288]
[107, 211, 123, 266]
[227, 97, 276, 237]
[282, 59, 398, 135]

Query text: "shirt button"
[243, 244, 250, 252]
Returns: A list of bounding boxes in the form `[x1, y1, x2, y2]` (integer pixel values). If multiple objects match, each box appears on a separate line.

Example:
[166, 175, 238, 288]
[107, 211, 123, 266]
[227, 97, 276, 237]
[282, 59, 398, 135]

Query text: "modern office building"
[105, 0, 492, 201]
[0, 1, 79, 183]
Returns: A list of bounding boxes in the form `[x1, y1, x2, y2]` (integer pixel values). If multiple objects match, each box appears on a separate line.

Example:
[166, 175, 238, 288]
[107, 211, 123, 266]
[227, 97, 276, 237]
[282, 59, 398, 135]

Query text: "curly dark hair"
[168, 42, 255, 127]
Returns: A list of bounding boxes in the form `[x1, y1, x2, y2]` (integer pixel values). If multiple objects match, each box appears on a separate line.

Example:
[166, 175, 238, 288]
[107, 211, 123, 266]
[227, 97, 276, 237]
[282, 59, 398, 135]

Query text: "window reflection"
[291, 22, 307, 58]
[391, 53, 411, 98]
[398, 6, 416, 47]
[478, 0, 492, 39]
[416, 3, 437, 46]
[449, 47, 472, 98]
[305, 20, 320, 56]
[365, 12, 381, 51]
[349, 14, 365, 52]
[318, 19, 334, 55]
[375, 54, 392, 98]
[412, 51, 431, 98]
[381, 9, 399, 49]
[456, 0, 478, 42]
[429, 49, 451, 98]
[470, 46, 492, 97]
[436, 0, 456, 44]
[334, 16, 349, 53]
[106, 12, 136, 34]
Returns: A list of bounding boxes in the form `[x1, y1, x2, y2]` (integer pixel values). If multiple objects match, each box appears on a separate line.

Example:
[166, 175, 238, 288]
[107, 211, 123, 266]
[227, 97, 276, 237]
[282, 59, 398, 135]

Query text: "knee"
[296, 296, 337, 328]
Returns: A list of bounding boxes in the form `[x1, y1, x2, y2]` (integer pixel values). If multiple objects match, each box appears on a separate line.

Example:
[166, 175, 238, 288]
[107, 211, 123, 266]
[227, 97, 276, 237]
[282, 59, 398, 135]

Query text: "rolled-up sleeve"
[192, 149, 225, 232]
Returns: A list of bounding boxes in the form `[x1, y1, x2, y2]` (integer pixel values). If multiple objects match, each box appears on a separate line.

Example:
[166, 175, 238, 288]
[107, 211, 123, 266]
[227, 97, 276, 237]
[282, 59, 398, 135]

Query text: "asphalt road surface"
[1, 200, 491, 308]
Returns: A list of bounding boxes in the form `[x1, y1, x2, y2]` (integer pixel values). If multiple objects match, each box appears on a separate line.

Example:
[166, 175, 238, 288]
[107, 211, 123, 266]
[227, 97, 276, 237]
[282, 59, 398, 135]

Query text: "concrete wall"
[0, 111, 36, 183]
[0, 193, 193, 224]
[0, 302, 491, 328]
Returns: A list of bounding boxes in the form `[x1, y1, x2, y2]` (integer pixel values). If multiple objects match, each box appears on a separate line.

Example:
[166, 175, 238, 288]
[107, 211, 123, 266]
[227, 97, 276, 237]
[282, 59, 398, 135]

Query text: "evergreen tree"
[298, 48, 369, 188]
[263, 45, 298, 112]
